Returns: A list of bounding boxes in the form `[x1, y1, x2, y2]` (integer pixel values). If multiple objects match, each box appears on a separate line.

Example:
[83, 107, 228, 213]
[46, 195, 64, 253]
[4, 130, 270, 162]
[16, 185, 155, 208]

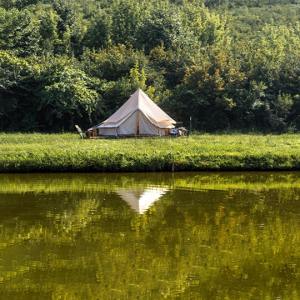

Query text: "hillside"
[0, 0, 300, 132]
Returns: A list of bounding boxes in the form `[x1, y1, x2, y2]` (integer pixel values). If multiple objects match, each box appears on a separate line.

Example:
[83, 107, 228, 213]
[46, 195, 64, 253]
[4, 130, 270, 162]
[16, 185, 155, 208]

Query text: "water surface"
[0, 172, 299, 299]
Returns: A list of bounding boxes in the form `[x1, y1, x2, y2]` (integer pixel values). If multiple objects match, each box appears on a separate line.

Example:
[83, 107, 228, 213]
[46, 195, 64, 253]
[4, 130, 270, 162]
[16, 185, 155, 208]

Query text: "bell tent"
[91, 89, 176, 137]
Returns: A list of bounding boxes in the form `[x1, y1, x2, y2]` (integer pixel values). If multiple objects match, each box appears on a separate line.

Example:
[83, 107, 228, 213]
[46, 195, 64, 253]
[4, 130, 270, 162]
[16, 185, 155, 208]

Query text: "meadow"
[0, 133, 300, 172]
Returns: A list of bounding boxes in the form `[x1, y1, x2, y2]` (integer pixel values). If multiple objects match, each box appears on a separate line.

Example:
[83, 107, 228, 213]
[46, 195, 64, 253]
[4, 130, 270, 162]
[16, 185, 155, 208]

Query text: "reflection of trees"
[0, 172, 300, 194]
[0, 182, 299, 299]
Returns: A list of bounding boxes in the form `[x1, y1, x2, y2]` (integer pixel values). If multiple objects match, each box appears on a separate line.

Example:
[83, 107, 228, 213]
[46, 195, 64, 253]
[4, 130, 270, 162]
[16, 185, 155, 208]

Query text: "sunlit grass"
[0, 133, 300, 171]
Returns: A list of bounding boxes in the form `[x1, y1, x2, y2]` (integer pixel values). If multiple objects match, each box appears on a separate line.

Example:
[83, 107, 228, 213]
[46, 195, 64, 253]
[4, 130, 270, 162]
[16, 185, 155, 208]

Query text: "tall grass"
[0, 133, 300, 172]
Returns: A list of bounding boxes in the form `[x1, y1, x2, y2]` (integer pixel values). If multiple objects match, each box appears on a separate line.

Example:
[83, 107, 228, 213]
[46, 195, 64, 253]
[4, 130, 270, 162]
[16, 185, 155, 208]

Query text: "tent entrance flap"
[139, 112, 161, 135]
[117, 110, 159, 136]
[117, 111, 138, 135]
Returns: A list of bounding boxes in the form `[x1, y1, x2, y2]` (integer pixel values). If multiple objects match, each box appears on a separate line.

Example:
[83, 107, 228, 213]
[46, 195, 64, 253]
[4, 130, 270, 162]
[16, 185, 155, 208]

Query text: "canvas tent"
[90, 89, 176, 137]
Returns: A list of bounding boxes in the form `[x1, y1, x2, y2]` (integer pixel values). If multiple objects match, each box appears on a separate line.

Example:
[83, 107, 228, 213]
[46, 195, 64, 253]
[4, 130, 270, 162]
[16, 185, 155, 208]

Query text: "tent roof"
[96, 89, 176, 129]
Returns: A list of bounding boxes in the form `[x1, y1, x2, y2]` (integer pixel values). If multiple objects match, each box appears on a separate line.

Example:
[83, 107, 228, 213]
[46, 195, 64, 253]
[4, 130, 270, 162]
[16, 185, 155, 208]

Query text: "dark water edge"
[0, 172, 299, 299]
[1, 165, 300, 173]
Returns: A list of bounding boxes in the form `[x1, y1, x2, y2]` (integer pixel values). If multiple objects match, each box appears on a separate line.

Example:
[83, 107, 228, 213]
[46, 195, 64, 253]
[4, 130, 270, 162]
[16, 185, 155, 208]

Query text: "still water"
[0, 172, 299, 300]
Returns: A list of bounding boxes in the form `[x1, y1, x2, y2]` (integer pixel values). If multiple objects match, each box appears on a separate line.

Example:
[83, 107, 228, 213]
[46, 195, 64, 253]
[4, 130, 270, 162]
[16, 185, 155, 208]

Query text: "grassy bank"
[0, 133, 300, 172]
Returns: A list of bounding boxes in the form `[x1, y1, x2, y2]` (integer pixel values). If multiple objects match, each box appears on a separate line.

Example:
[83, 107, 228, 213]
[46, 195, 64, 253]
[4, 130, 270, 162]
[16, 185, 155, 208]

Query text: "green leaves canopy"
[0, 0, 300, 132]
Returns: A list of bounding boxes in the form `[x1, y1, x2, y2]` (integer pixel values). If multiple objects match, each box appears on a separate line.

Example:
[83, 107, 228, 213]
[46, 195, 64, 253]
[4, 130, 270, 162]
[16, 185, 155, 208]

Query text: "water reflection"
[117, 187, 168, 214]
[0, 172, 299, 299]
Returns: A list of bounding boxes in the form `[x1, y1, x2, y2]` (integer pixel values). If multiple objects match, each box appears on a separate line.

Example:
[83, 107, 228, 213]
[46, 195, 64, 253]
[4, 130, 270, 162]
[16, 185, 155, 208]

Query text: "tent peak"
[134, 88, 145, 95]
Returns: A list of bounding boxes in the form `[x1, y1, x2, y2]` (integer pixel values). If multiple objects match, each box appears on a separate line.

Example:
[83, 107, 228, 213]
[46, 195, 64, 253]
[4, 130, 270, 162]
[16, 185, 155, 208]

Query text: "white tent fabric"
[117, 187, 168, 214]
[94, 89, 176, 136]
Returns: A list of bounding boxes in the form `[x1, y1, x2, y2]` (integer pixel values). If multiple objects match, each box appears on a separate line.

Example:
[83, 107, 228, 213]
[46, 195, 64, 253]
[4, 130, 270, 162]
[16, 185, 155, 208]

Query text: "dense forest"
[0, 0, 300, 132]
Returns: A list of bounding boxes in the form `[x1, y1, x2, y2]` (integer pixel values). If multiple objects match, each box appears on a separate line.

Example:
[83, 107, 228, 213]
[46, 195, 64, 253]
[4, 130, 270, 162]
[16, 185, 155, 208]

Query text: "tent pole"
[136, 111, 140, 136]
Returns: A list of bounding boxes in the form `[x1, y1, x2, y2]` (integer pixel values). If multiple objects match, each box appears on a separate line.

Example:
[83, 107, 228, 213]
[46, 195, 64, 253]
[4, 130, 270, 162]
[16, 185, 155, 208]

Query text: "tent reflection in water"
[117, 187, 168, 214]
[89, 89, 176, 137]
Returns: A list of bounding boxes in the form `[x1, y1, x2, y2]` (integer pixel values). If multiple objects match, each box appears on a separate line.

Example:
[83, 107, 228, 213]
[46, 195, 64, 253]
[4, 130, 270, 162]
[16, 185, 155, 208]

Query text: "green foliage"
[0, 51, 39, 130]
[83, 9, 111, 50]
[0, 7, 41, 56]
[38, 59, 100, 130]
[0, 0, 300, 132]
[135, 6, 185, 52]
[110, 0, 146, 46]
[0, 52, 101, 131]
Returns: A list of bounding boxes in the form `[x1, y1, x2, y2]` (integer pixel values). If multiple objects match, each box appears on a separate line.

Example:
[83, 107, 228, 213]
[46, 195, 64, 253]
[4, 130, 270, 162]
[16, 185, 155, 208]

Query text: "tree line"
[0, 0, 300, 132]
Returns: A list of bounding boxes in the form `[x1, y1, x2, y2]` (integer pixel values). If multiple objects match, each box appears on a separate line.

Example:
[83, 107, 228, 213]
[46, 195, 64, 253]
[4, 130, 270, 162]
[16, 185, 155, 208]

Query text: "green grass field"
[0, 133, 300, 172]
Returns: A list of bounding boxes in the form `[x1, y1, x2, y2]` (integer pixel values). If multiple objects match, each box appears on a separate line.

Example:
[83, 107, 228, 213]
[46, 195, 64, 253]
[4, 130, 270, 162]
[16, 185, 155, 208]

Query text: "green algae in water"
[0, 172, 299, 299]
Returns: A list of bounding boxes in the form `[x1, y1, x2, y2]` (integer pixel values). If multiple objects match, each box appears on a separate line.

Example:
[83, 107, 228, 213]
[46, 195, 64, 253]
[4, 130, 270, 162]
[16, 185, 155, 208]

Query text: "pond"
[0, 172, 299, 299]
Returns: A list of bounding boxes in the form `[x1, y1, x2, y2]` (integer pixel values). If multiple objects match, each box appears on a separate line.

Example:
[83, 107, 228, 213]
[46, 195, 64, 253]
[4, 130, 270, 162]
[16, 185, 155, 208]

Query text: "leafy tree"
[0, 8, 41, 56]
[81, 45, 148, 81]
[0, 50, 39, 130]
[136, 7, 185, 52]
[83, 10, 111, 50]
[37, 57, 101, 131]
[110, 0, 146, 46]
